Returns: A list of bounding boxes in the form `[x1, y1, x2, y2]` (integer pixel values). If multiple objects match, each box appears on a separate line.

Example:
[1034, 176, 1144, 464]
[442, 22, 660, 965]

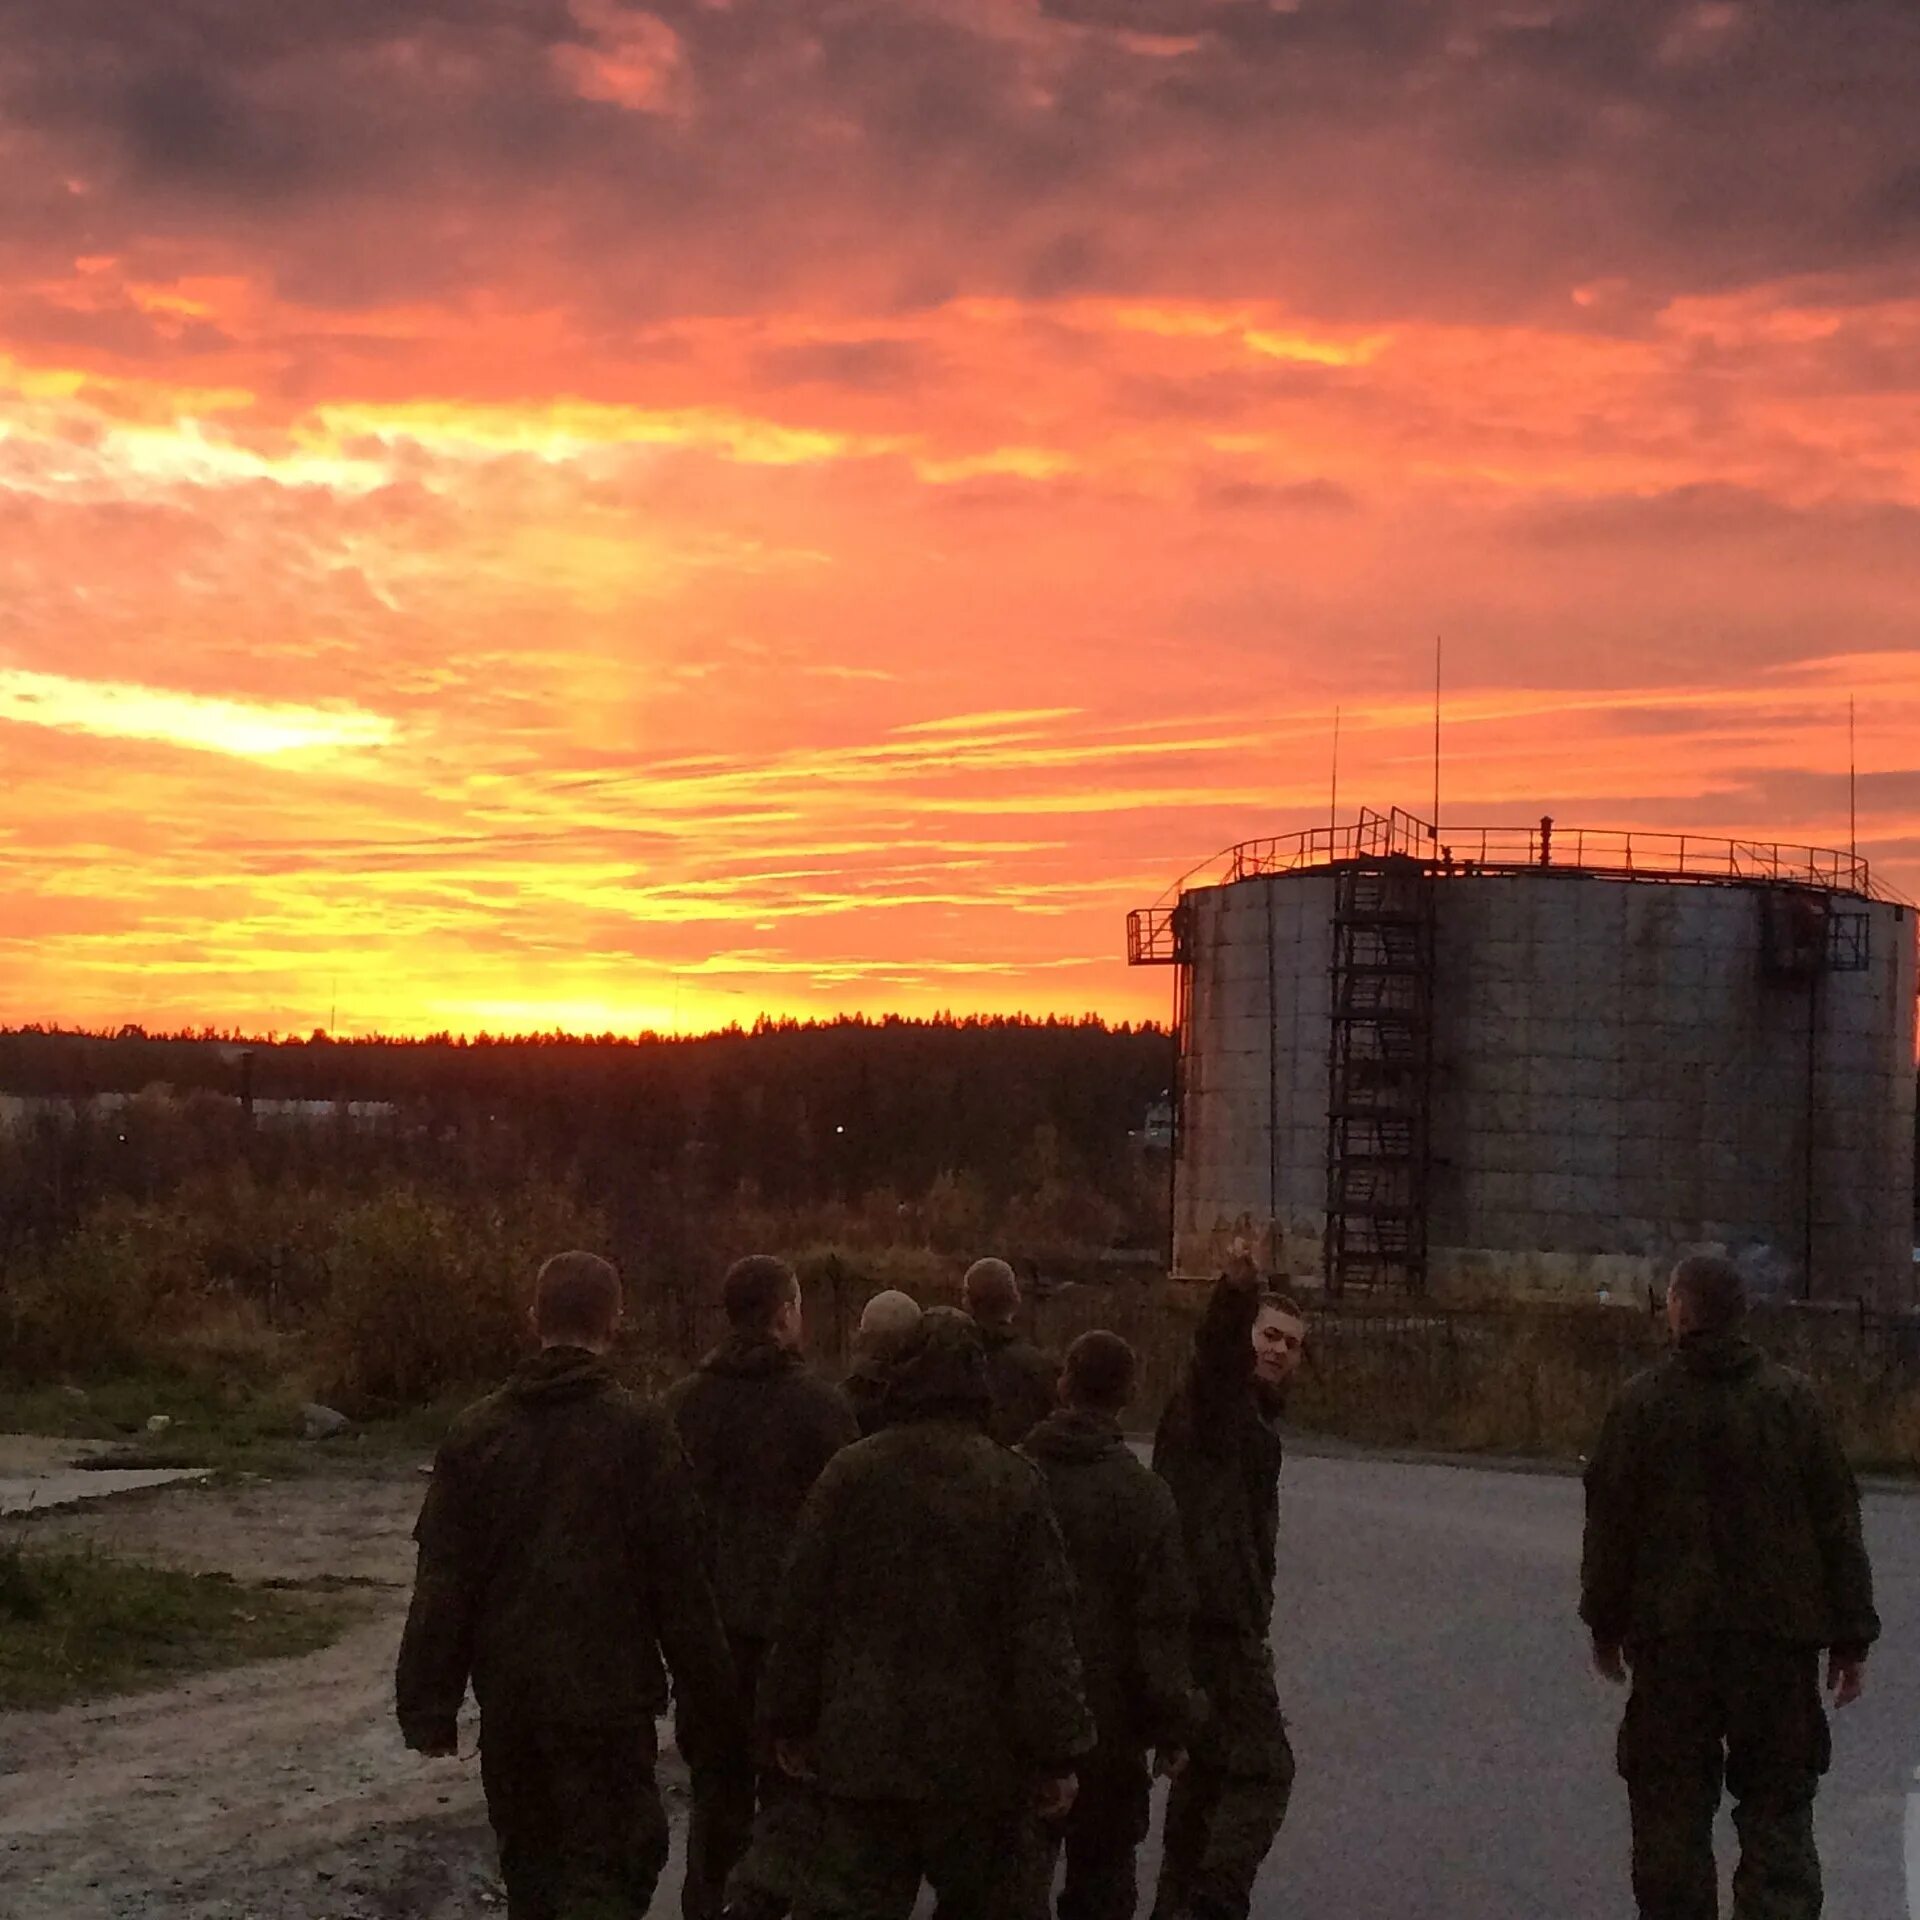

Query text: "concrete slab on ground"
[0, 1464, 211, 1517]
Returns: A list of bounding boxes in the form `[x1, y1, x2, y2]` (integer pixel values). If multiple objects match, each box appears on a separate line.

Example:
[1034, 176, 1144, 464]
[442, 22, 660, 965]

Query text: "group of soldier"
[396, 1240, 1878, 1920]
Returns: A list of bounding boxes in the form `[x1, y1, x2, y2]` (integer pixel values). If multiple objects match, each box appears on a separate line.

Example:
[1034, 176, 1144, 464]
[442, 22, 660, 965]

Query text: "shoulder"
[1748, 1357, 1830, 1423]
[435, 1385, 516, 1461]
[787, 1366, 856, 1413]
[661, 1369, 704, 1413]
[1116, 1447, 1180, 1516]
[1614, 1354, 1683, 1414]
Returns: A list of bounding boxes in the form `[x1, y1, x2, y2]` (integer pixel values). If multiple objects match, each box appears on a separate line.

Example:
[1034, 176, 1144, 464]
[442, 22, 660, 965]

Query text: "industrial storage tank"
[1128, 808, 1917, 1305]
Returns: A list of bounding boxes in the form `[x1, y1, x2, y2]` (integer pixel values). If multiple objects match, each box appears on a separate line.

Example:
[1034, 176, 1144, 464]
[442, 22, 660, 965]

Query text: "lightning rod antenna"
[1431, 634, 1442, 842]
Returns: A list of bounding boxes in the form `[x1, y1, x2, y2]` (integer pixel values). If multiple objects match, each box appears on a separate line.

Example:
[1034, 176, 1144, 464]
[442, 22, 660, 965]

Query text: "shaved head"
[857, 1288, 923, 1355]
[963, 1257, 1020, 1324]
[1062, 1330, 1136, 1415]
[534, 1251, 621, 1349]
[1668, 1254, 1747, 1334]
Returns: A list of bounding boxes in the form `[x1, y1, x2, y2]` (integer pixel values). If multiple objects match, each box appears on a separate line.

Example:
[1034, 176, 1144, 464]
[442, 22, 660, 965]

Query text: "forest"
[0, 1017, 1175, 1404]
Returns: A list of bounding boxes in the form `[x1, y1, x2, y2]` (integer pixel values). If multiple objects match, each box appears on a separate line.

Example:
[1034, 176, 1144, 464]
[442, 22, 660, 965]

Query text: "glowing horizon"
[4, 2, 1918, 1038]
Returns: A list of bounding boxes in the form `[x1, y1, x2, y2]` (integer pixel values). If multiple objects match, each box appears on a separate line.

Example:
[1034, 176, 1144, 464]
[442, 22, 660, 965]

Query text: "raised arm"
[1181, 1257, 1263, 1448]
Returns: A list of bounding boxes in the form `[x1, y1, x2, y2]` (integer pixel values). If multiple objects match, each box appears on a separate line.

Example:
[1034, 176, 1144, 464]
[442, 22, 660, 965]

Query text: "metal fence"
[632, 1272, 1920, 1454]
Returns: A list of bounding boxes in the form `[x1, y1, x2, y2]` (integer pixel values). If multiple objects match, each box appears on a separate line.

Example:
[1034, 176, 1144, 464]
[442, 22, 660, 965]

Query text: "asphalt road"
[1127, 1450, 1920, 1920]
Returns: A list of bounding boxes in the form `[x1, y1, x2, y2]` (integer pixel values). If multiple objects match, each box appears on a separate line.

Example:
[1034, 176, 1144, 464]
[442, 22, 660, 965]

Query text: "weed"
[0, 1543, 350, 1711]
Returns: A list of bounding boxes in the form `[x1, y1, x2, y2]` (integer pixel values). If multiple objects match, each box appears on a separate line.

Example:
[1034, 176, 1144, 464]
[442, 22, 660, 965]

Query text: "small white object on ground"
[146, 1414, 173, 1434]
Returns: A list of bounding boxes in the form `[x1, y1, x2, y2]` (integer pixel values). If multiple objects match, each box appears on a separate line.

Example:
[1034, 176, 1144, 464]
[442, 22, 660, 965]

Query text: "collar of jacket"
[699, 1334, 802, 1380]
[509, 1346, 616, 1403]
[1021, 1405, 1125, 1463]
[1676, 1328, 1762, 1380]
[975, 1321, 1021, 1350]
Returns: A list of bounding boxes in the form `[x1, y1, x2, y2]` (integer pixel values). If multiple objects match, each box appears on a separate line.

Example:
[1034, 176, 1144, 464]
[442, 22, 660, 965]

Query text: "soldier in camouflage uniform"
[1582, 1253, 1878, 1920]
[397, 1251, 739, 1920]
[841, 1289, 923, 1438]
[1149, 1252, 1304, 1920]
[965, 1257, 1058, 1447]
[665, 1256, 860, 1920]
[761, 1306, 1095, 1920]
[1021, 1331, 1203, 1920]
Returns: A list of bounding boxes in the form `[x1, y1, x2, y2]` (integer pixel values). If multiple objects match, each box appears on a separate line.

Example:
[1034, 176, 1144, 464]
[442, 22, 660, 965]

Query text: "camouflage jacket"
[395, 1348, 738, 1756]
[1152, 1279, 1285, 1637]
[761, 1315, 1094, 1805]
[977, 1321, 1059, 1448]
[840, 1357, 892, 1438]
[1020, 1407, 1203, 1753]
[1581, 1331, 1879, 1656]
[664, 1336, 858, 1642]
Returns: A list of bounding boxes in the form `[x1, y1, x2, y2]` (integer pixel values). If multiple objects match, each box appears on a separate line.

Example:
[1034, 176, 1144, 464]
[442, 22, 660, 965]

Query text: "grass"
[0, 1536, 350, 1711]
[0, 1373, 486, 1479]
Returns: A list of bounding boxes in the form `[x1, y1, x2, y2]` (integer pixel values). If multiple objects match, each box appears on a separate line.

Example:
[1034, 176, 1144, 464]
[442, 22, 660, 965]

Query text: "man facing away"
[396, 1250, 738, 1920]
[1582, 1253, 1879, 1920]
[665, 1255, 860, 1920]
[841, 1288, 923, 1438]
[1020, 1331, 1203, 1920]
[964, 1255, 1058, 1447]
[761, 1306, 1095, 1920]
[1149, 1248, 1304, 1920]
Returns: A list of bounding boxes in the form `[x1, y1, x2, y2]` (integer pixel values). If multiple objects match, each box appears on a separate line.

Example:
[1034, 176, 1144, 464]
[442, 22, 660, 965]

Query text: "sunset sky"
[3, 0, 1918, 1035]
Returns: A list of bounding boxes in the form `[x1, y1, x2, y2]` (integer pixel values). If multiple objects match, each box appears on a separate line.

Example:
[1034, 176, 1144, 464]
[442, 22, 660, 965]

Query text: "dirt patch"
[0, 1458, 686, 1916]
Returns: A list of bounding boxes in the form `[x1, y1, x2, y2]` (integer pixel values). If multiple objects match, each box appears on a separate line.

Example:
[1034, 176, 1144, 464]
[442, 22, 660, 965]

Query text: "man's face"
[1251, 1305, 1306, 1391]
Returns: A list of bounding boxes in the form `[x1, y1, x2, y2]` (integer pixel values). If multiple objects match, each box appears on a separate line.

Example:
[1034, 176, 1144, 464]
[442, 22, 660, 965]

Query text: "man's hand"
[1590, 1636, 1627, 1685]
[1827, 1652, 1866, 1709]
[1032, 1772, 1078, 1822]
[1153, 1746, 1188, 1780]
[1223, 1237, 1261, 1291]
[774, 1737, 818, 1782]
[401, 1722, 459, 1757]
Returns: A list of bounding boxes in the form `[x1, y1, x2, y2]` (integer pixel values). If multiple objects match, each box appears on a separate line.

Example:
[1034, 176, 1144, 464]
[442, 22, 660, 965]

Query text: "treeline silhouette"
[0, 1015, 1174, 1260]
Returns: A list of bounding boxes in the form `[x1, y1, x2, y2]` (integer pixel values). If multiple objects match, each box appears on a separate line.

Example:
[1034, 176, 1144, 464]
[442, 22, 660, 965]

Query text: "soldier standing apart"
[396, 1251, 738, 1920]
[1021, 1331, 1203, 1920]
[666, 1255, 860, 1920]
[1149, 1249, 1304, 1920]
[761, 1307, 1096, 1920]
[1582, 1253, 1878, 1920]
[964, 1256, 1057, 1446]
[841, 1289, 924, 1438]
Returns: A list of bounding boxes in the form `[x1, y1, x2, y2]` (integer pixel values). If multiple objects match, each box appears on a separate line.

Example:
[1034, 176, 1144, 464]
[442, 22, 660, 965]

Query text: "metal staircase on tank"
[1325, 852, 1436, 1297]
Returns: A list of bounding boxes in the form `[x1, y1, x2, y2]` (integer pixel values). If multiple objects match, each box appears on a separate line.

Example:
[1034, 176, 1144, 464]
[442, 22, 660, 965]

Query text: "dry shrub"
[312, 1182, 606, 1409]
[0, 1203, 212, 1378]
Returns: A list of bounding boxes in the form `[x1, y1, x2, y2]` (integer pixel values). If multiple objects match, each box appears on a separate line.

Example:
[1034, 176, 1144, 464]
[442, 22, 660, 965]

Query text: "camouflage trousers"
[1033, 1747, 1153, 1920]
[1618, 1636, 1831, 1920]
[792, 1794, 1032, 1920]
[478, 1715, 669, 1920]
[684, 1634, 807, 1920]
[1152, 1631, 1294, 1920]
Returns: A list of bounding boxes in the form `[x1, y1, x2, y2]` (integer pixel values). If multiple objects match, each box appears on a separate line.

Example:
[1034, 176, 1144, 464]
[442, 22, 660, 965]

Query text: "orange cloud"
[2, 1, 1918, 1034]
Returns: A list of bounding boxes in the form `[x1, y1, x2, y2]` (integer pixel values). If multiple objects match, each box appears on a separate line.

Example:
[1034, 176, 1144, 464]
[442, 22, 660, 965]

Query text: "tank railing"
[1130, 815, 1879, 964]
[1126, 906, 1185, 966]
[1226, 808, 1436, 883]
[1436, 825, 1869, 895]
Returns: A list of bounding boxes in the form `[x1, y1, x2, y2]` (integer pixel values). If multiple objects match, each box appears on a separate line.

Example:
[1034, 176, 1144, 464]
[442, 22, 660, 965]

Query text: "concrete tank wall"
[1172, 871, 1917, 1303]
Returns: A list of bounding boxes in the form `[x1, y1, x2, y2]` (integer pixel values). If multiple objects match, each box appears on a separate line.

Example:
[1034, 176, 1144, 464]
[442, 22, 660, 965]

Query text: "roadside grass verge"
[0, 1536, 351, 1711]
[0, 1373, 488, 1478]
